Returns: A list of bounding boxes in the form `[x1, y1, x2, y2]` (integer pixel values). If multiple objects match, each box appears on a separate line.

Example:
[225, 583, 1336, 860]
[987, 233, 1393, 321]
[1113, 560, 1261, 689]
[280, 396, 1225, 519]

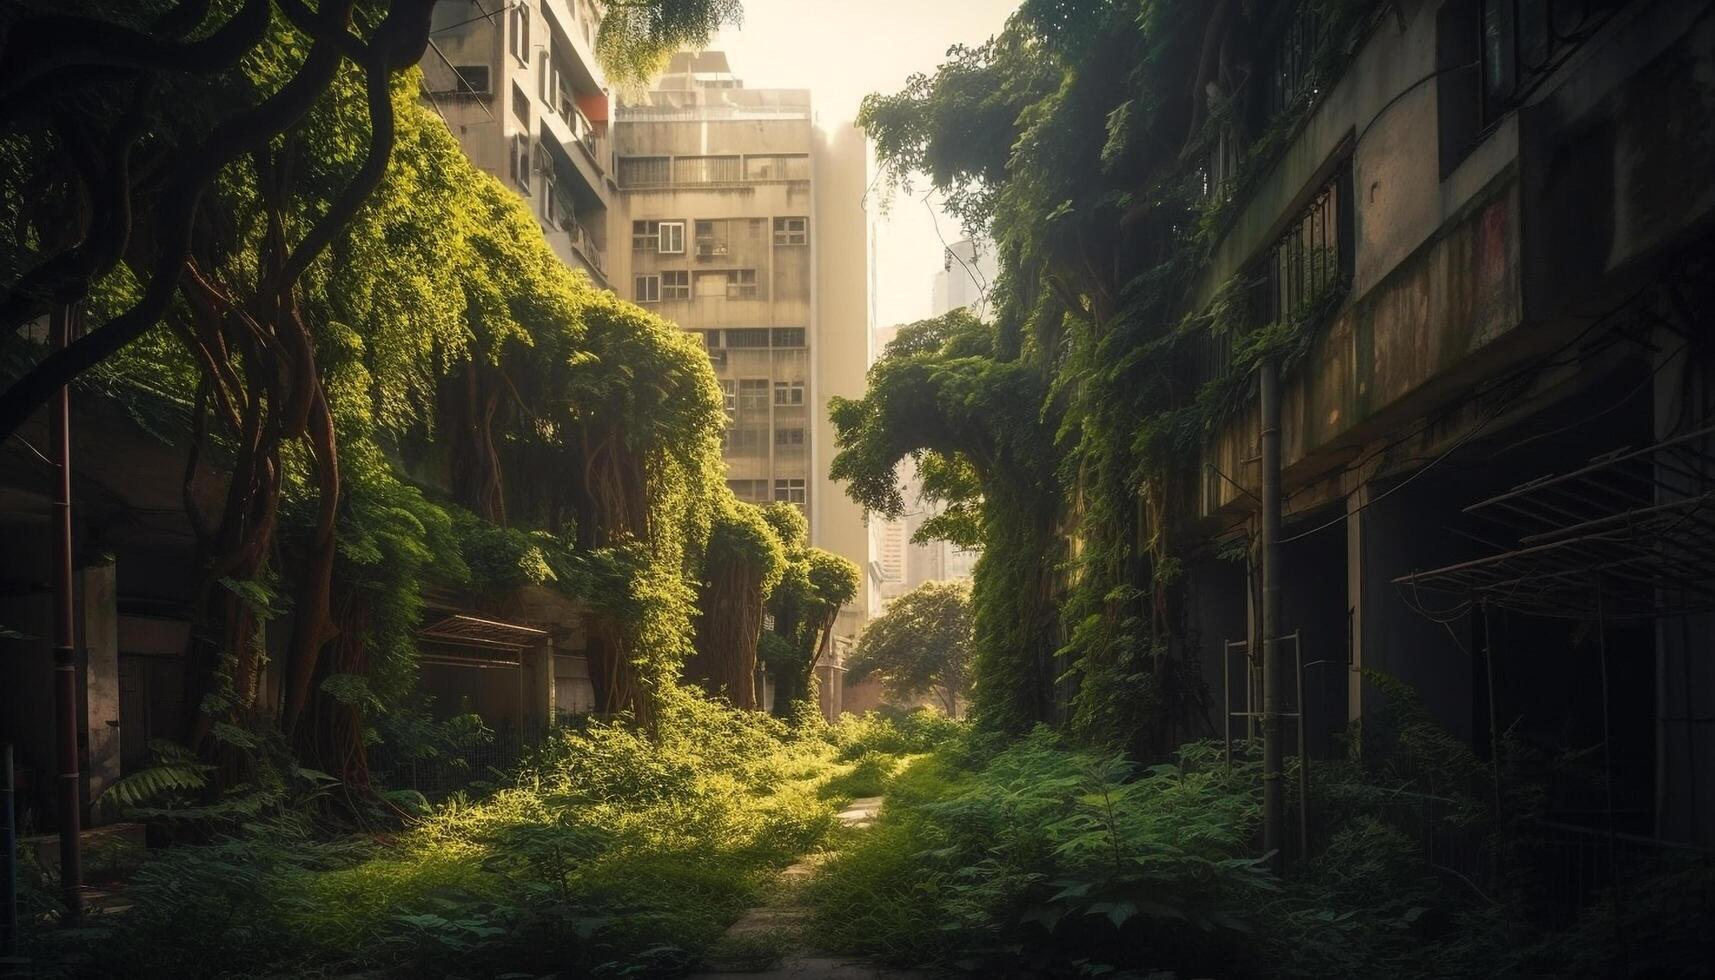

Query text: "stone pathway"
[686, 797, 932, 979]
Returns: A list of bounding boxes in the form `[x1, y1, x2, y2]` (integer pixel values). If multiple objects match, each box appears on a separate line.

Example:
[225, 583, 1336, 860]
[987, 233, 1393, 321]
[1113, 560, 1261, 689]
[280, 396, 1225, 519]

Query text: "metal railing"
[1481, 0, 1632, 119]
[1247, 160, 1353, 330]
[1268, 1, 1331, 115]
[569, 219, 605, 274]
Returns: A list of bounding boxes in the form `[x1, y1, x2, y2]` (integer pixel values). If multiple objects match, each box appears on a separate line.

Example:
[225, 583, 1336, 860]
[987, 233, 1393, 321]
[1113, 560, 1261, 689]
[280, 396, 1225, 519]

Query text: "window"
[727, 479, 768, 502]
[539, 52, 553, 106]
[661, 270, 690, 300]
[737, 379, 769, 414]
[657, 221, 685, 254]
[726, 269, 757, 299]
[744, 155, 810, 180]
[725, 328, 770, 348]
[704, 330, 723, 349]
[771, 328, 805, 348]
[774, 479, 807, 505]
[773, 217, 808, 246]
[673, 155, 741, 183]
[631, 220, 684, 253]
[719, 379, 737, 416]
[1247, 161, 1352, 331]
[1477, 0, 1626, 124]
[773, 380, 804, 406]
[511, 82, 530, 127]
[618, 156, 670, 185]
[775, 427, 805, 447]
[448, 65, 490, 95]
[508, 133, 532, 193]
[694, 219, 730, 258]
[634, 275, 660, 303]
[508, 4, 529, 63]
[728, 428, 764, 452]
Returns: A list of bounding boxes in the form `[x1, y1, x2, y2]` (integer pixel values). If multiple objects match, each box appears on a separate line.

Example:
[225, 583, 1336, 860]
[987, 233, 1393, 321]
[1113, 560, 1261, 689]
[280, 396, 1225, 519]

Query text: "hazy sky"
[710, 0, 1017, 330]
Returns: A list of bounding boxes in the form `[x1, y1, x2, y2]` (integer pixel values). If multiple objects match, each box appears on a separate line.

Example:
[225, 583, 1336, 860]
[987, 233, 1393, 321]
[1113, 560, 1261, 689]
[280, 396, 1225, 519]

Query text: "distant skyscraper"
[931, 238, 999, 319]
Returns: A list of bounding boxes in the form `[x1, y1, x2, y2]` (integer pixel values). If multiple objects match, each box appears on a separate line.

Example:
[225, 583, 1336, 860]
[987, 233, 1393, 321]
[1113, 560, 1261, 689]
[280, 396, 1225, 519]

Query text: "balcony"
[542, 186, 608, 282]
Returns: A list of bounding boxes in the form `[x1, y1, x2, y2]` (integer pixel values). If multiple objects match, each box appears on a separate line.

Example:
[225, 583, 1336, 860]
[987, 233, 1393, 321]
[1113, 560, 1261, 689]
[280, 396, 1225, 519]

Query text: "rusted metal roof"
[417, 613, 548, 651]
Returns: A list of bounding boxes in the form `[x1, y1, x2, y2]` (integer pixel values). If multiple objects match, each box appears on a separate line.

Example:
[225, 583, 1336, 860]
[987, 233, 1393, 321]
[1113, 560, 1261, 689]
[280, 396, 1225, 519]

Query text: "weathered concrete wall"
[1204, 175, 1523, 516]
[813, 122, 875, 646]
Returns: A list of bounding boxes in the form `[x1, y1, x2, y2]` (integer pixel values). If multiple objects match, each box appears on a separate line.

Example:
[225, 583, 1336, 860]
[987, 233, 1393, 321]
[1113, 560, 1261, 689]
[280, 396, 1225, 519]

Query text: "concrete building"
[422, 0, 615, 287]
[1176, 0, 1715, 847]
[611, 52, 873, 666]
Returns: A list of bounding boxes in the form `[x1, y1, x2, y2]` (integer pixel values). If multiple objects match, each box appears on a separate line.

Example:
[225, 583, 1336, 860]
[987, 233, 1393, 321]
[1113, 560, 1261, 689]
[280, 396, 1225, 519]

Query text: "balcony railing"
[569, 219, 605, 274]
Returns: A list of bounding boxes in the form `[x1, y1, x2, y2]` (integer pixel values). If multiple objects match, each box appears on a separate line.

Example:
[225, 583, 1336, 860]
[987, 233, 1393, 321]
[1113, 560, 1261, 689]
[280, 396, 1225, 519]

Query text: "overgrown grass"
[24, 698, 962, 979]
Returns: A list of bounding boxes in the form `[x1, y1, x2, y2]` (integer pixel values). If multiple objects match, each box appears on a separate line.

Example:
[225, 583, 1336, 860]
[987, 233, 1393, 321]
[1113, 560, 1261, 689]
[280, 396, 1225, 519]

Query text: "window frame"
[509, 4, 530, 64]
[736, 378, 770, 415]
[726, 269, 758, 299]
[773, 380, 805, 406]
[657, 220, 686, 255]
[661, 270, 690, 300]
[772, 217, 808, 246]
[633, 274, 661, 303]
[773, 478, 807, 505]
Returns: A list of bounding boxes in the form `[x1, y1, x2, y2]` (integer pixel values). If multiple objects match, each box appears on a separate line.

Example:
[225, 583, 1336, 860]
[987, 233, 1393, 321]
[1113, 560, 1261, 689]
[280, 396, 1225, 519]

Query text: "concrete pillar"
[1653, 333, 1714, 845]
[520, 642, 554, 737]
[78, 562, 120, 811]
[1345, 478, 1370, 727]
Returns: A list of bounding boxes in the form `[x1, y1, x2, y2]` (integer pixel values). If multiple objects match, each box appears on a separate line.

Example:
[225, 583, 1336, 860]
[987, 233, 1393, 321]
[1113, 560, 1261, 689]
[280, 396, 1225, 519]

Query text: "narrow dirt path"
[686, 797, 931, 979]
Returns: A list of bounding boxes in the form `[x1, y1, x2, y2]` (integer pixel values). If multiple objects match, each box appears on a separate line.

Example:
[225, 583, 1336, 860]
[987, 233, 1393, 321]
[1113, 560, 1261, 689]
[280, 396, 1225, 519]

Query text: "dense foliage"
[755, 502, 861, 719]
[805, 693, 1715, 979]
[849, 579, 974, 716]
[22, 698, 956, 978]
[1, 0, 742, 782]
[840, 0, 1378, 751]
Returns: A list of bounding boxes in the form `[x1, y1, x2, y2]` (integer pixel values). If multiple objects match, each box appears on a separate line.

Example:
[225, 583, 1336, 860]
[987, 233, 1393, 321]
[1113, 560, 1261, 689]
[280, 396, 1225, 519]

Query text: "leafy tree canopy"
[849, 580, 974, 716]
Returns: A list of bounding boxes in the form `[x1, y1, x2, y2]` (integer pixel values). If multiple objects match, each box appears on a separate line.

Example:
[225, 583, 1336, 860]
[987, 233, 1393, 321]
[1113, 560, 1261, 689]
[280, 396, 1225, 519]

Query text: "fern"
[96, 740, 213, 815]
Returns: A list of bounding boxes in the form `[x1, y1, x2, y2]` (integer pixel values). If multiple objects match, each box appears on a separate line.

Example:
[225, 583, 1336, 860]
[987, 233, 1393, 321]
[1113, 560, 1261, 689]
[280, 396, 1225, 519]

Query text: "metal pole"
[1292, 631, 1309, 860]
[1223, 640, 1235, 771]
[1260, 359, 1284, 873]
[1482, 602, 1503, 819]
[1594, 575, 1623, 954]
[3, 743, 18, 963]
[49, 306, 81, 924]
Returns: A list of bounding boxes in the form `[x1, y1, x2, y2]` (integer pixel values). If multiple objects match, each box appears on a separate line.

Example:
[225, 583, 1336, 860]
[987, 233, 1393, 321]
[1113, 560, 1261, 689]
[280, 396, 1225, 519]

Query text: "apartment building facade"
[421, 0, 615, 287]
[612, 53, 873, 659]
[1175, 0, 1715, 848]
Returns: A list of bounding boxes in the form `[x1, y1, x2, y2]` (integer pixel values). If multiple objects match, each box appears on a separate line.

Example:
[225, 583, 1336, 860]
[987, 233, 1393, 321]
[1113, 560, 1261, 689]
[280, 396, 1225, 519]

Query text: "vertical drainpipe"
[50, 304, 83, 922]
[1259, 357, 1284, 874]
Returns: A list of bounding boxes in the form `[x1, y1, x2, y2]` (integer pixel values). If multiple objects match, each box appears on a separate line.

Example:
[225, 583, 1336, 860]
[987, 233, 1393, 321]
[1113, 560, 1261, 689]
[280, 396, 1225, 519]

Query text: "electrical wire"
[921, 188, 991, 315]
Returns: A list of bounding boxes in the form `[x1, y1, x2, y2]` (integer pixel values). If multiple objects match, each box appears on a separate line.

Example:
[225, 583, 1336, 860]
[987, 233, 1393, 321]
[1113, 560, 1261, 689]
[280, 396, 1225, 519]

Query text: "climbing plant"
[686, 497, 786, 708]
[851, 0, 1381, 752]
[1, 1, 738, 787]
[756, 503, 859, 720]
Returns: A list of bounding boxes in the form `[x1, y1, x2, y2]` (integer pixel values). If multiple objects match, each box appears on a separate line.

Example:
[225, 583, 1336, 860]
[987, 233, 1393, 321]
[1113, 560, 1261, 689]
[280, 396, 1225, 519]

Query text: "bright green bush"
[57, 694, 856, 979]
